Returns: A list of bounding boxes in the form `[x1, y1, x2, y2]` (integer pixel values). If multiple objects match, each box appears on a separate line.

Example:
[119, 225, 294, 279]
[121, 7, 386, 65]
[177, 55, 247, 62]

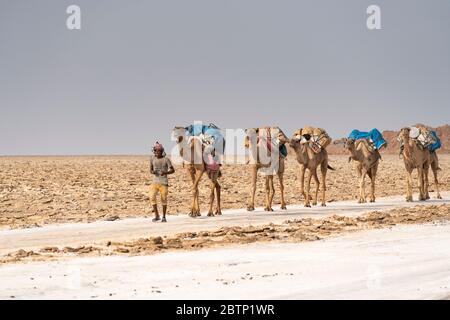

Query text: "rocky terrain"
[0, 155, 449, 229]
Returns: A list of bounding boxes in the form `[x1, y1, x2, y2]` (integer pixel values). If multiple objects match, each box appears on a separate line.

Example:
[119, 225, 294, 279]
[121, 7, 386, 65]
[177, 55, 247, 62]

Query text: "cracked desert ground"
[1, 154, 450, 299]
[1, 154, 449, 229]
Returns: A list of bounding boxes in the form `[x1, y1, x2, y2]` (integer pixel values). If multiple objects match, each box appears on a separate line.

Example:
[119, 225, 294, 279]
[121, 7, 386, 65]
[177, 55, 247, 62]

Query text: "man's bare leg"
[152, 204, 160, 222]
[162, 205, 167, 222]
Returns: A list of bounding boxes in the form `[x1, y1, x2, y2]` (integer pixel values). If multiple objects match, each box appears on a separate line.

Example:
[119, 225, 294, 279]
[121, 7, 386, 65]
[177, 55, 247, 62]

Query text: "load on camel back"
[244, 127, 289, 158]
[401, 126, 442, 153]
[292, 126, 332, 153]
[185, 123, 225, 171]
[348, 128, 387, 151]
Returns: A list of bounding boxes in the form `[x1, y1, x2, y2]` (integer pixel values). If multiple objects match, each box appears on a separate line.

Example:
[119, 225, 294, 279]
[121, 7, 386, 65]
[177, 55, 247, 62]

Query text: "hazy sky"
[1, 0, 449, 155]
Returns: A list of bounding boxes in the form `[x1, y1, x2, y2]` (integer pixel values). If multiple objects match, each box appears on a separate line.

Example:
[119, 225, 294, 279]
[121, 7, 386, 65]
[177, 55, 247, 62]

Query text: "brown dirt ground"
[0, 155, 449, 229]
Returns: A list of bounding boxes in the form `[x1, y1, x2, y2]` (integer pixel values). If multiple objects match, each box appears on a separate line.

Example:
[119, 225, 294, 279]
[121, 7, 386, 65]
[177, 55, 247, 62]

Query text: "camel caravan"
[146, 123, 445, 221]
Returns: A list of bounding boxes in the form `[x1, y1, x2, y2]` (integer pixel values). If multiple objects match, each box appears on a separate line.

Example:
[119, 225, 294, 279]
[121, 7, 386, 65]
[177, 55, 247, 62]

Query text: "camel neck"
[178, 141, 204, 165]
[347, 144, 358, 158]
[296, 145, 313, 163]
[402, 136, 413, 157]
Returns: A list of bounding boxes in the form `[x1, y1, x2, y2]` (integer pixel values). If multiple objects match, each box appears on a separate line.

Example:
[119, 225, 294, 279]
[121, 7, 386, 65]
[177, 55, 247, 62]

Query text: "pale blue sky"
[1, 0, 449, 155]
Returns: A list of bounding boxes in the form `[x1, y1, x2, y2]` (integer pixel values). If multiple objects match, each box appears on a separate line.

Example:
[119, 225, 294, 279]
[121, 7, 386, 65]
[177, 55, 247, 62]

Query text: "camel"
[338, 138, 381, 203]
[172, 127, 222, 217]
[289, 132, 334, 207]
[397, 127, 431, 202]
[245, 127, 289, 212]
[204, 145, 223, 215]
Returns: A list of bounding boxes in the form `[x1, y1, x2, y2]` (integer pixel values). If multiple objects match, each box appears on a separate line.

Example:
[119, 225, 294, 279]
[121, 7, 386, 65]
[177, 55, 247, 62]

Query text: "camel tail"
[327, 165, 336, 171]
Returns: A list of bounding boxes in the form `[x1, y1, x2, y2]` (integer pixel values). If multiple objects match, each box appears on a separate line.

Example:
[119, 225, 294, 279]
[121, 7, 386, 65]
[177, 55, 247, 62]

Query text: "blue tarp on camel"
[348, 129, 387, 150]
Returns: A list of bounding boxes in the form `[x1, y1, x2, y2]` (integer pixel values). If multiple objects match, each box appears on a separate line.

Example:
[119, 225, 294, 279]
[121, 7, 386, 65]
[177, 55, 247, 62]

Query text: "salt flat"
[1, 223, 450, 300]
[1, 192, 448, 255]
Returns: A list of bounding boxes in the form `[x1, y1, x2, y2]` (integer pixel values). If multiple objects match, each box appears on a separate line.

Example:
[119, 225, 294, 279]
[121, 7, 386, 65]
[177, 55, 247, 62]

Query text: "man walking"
[149, 142, 175, 222]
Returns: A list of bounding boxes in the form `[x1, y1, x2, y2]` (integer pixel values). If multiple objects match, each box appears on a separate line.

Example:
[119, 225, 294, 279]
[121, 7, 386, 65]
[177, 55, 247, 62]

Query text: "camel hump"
[355, 139, 373, 150]
[251, 126, 285, 139]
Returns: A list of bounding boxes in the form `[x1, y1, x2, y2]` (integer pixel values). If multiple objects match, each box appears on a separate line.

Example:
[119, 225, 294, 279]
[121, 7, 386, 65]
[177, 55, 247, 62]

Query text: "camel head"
[332, 138, 347, 146]
[172, 126, 188, 144]
[244, 128, 258, 149]
[274, 127, 289, 145]
[172, 126, 188, 158]
[172, 127, 201, 146]
[344, 138, 356, 151]
[332, 137, 355, 151]
[172, 126, 205, 162]
[397, 127, 411, 145]
[289, 129, 307, 149]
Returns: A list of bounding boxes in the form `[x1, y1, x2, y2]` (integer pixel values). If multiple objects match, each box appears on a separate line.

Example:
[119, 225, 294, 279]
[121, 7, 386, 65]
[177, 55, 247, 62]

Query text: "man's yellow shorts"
[150, 183, 168, 206]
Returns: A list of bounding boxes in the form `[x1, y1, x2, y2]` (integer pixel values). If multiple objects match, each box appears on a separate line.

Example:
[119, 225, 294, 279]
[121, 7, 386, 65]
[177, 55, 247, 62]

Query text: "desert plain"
[0, 154, 449, 299]
[1, 154, 449, 228]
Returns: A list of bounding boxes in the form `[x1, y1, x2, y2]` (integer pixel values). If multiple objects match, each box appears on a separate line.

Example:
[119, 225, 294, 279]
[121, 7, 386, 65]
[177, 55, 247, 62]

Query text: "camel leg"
[215, 180, 222, 215]
[264, 176, 270, 211]
[312, 169, 319, 206]
[358, 168, 367, 203]
[424, 164, 430, 200]
[269, 176, 275, 211]
[431, 156, 442, 199]
[247, 166, 257, 211]
[188, 167, 197, 216]
[192, 169, 204, 216]
[278, 172, 287, 210]
[320, 162, 328, 207]
[305, 170, 312, 208]
[212, 171, 222, 215]
[192, 177, 199, 216]
[264, 176, 275, 212]
[356, 164, 362, 203]
[406, 169, 413, 202]
[432, 167, 442, 199]
[207, 175, 215, 217]
[369, 169, 376, 203]
[418, 166, 426, 201]
[299, 165, 306, 200]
